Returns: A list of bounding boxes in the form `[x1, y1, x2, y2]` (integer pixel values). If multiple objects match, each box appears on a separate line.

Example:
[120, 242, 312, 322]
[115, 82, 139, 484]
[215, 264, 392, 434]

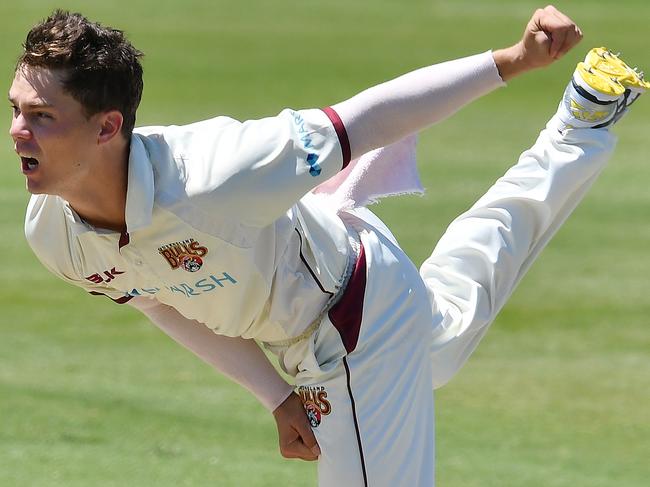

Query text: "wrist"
[270, 386, 295, 414]
[272, 390, 300, 418]
[493, 43, 531, 82]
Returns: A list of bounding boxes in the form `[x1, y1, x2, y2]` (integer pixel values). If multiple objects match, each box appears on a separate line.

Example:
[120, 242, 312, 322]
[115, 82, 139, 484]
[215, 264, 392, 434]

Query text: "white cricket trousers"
[293, 120, 617, 486]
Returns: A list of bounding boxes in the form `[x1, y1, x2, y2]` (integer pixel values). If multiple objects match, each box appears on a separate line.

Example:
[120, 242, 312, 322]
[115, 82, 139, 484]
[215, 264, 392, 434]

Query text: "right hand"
[494, 5, 583, 81]
[272, 392, 321, 461]
[519, 5, 583, 67]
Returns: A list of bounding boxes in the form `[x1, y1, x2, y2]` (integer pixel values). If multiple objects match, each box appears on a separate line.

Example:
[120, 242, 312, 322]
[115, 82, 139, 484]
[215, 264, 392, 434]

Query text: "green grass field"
[1, 1, 649, 485]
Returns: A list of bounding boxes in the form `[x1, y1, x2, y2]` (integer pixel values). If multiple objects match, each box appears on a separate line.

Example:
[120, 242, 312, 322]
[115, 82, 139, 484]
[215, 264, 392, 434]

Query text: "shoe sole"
[578, 47, 650, 97]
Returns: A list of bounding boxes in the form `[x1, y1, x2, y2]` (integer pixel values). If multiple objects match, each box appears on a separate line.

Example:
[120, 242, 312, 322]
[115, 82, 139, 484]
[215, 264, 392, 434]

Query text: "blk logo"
[86, 267, 125, 284]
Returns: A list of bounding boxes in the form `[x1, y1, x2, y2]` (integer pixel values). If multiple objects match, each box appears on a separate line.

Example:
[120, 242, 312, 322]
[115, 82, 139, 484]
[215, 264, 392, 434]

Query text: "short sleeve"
[174, 108, 350, 227]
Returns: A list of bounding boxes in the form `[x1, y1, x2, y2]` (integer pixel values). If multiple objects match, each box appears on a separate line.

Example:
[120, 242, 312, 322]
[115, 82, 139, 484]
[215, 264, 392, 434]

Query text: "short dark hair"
[17, 10, 144, 138]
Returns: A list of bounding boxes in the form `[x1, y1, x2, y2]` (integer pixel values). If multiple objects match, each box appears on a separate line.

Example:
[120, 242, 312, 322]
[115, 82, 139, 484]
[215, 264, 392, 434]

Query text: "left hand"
[272, 392, 321, 461]
[494, 5, 583, 81]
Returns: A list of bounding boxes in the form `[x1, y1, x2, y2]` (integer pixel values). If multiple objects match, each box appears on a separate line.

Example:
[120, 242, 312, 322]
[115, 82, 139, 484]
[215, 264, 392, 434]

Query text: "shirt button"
[135, 260, 144, 266]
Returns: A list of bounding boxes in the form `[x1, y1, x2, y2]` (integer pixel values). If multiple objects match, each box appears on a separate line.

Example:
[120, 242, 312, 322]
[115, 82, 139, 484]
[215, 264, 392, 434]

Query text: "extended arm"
[128, 297, 293, 411]
[332, 5, 582, 159]
[191, 8, 582, 228]
[129, 297, 321, 460]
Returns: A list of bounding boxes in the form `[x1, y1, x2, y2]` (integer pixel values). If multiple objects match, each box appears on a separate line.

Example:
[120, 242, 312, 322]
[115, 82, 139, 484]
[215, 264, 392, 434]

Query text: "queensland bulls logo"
[297, 385, 331, 428]
[180, 254, 203, 272]
[304, 403, 322, 428]
[158, 238, 208, 272]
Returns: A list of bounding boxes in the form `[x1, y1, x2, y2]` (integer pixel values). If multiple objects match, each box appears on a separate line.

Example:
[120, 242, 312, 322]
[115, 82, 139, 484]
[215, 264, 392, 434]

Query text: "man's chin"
[25, 179, 47, 195]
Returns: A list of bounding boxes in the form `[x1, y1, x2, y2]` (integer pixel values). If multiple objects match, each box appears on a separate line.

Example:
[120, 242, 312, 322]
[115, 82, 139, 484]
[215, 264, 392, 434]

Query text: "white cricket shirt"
[25, 108, 353, 343]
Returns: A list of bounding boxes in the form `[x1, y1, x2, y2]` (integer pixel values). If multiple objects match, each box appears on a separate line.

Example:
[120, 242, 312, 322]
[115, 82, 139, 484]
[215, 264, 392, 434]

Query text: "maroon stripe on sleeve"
[321, 106, 352, 169]
[328, 243, 366, 354]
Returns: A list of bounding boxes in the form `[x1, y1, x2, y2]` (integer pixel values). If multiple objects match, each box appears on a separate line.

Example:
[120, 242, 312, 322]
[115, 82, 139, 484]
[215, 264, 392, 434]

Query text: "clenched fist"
[494, 5, 583, 81]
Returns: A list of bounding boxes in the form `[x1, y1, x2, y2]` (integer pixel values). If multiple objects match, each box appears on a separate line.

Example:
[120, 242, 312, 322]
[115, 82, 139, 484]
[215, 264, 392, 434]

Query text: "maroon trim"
[343, 357, 369, 487]
[328, 243, 366, 354]
[89, 291, 133, 305]
[321, 106, 352, 169]
[118, 231, 130, 249]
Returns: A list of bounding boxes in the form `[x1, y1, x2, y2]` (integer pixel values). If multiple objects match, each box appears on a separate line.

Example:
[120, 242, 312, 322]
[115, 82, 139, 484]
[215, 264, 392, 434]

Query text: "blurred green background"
[1, 1, 649, 486]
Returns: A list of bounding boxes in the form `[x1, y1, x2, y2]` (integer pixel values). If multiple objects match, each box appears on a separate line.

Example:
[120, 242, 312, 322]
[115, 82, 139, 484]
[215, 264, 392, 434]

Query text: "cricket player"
[10, 6, 648, 486]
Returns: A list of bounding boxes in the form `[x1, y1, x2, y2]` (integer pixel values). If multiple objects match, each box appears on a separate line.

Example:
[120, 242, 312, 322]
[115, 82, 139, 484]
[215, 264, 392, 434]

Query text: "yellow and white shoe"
[556, 47, 649, 130]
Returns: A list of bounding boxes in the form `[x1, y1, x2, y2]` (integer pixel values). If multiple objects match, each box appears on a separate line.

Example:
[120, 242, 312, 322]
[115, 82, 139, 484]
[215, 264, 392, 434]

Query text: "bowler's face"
[8, 66, 102, 196]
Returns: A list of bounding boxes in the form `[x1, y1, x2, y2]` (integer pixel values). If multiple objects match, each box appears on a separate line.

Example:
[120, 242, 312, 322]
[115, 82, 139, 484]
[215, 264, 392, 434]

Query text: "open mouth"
[21, 156, 39, 172]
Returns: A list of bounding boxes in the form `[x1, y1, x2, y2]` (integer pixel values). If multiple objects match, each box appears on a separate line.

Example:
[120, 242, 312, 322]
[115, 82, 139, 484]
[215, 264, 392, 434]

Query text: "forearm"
[332, 51, 505, 160]
[129, 297, 293, 412]
[331, 6, 582, 161]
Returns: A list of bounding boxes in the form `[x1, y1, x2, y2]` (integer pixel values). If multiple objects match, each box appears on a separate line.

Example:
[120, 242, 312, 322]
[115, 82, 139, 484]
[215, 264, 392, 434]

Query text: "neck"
[64, 138, 130, 232]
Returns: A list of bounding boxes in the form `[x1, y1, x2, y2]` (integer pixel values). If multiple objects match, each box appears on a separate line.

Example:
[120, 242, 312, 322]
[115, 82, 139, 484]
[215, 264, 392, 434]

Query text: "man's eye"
[10, 105, 20, 116]
[36, 112, 52, 119]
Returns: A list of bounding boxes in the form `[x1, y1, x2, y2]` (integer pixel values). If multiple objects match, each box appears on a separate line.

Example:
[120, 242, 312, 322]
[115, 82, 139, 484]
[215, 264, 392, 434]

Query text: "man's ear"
[97, 110, 124, 144]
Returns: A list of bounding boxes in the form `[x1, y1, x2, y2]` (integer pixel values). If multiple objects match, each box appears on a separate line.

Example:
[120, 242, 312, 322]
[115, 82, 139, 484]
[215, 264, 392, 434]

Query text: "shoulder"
[134, 116, 240, 157]
[132, 117, 242, 199]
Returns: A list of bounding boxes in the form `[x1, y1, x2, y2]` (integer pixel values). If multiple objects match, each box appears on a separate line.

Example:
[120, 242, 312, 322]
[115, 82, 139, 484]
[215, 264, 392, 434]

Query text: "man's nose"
[9, 113, 31, 140]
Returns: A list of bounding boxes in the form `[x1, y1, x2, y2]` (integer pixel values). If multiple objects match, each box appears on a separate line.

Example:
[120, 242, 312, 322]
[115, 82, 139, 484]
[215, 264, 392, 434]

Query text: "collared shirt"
[25, 108, 352, 343]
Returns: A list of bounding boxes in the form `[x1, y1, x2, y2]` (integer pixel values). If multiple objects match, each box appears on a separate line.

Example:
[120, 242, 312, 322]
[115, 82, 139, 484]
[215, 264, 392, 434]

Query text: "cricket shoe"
[554, 47, 650, 130]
